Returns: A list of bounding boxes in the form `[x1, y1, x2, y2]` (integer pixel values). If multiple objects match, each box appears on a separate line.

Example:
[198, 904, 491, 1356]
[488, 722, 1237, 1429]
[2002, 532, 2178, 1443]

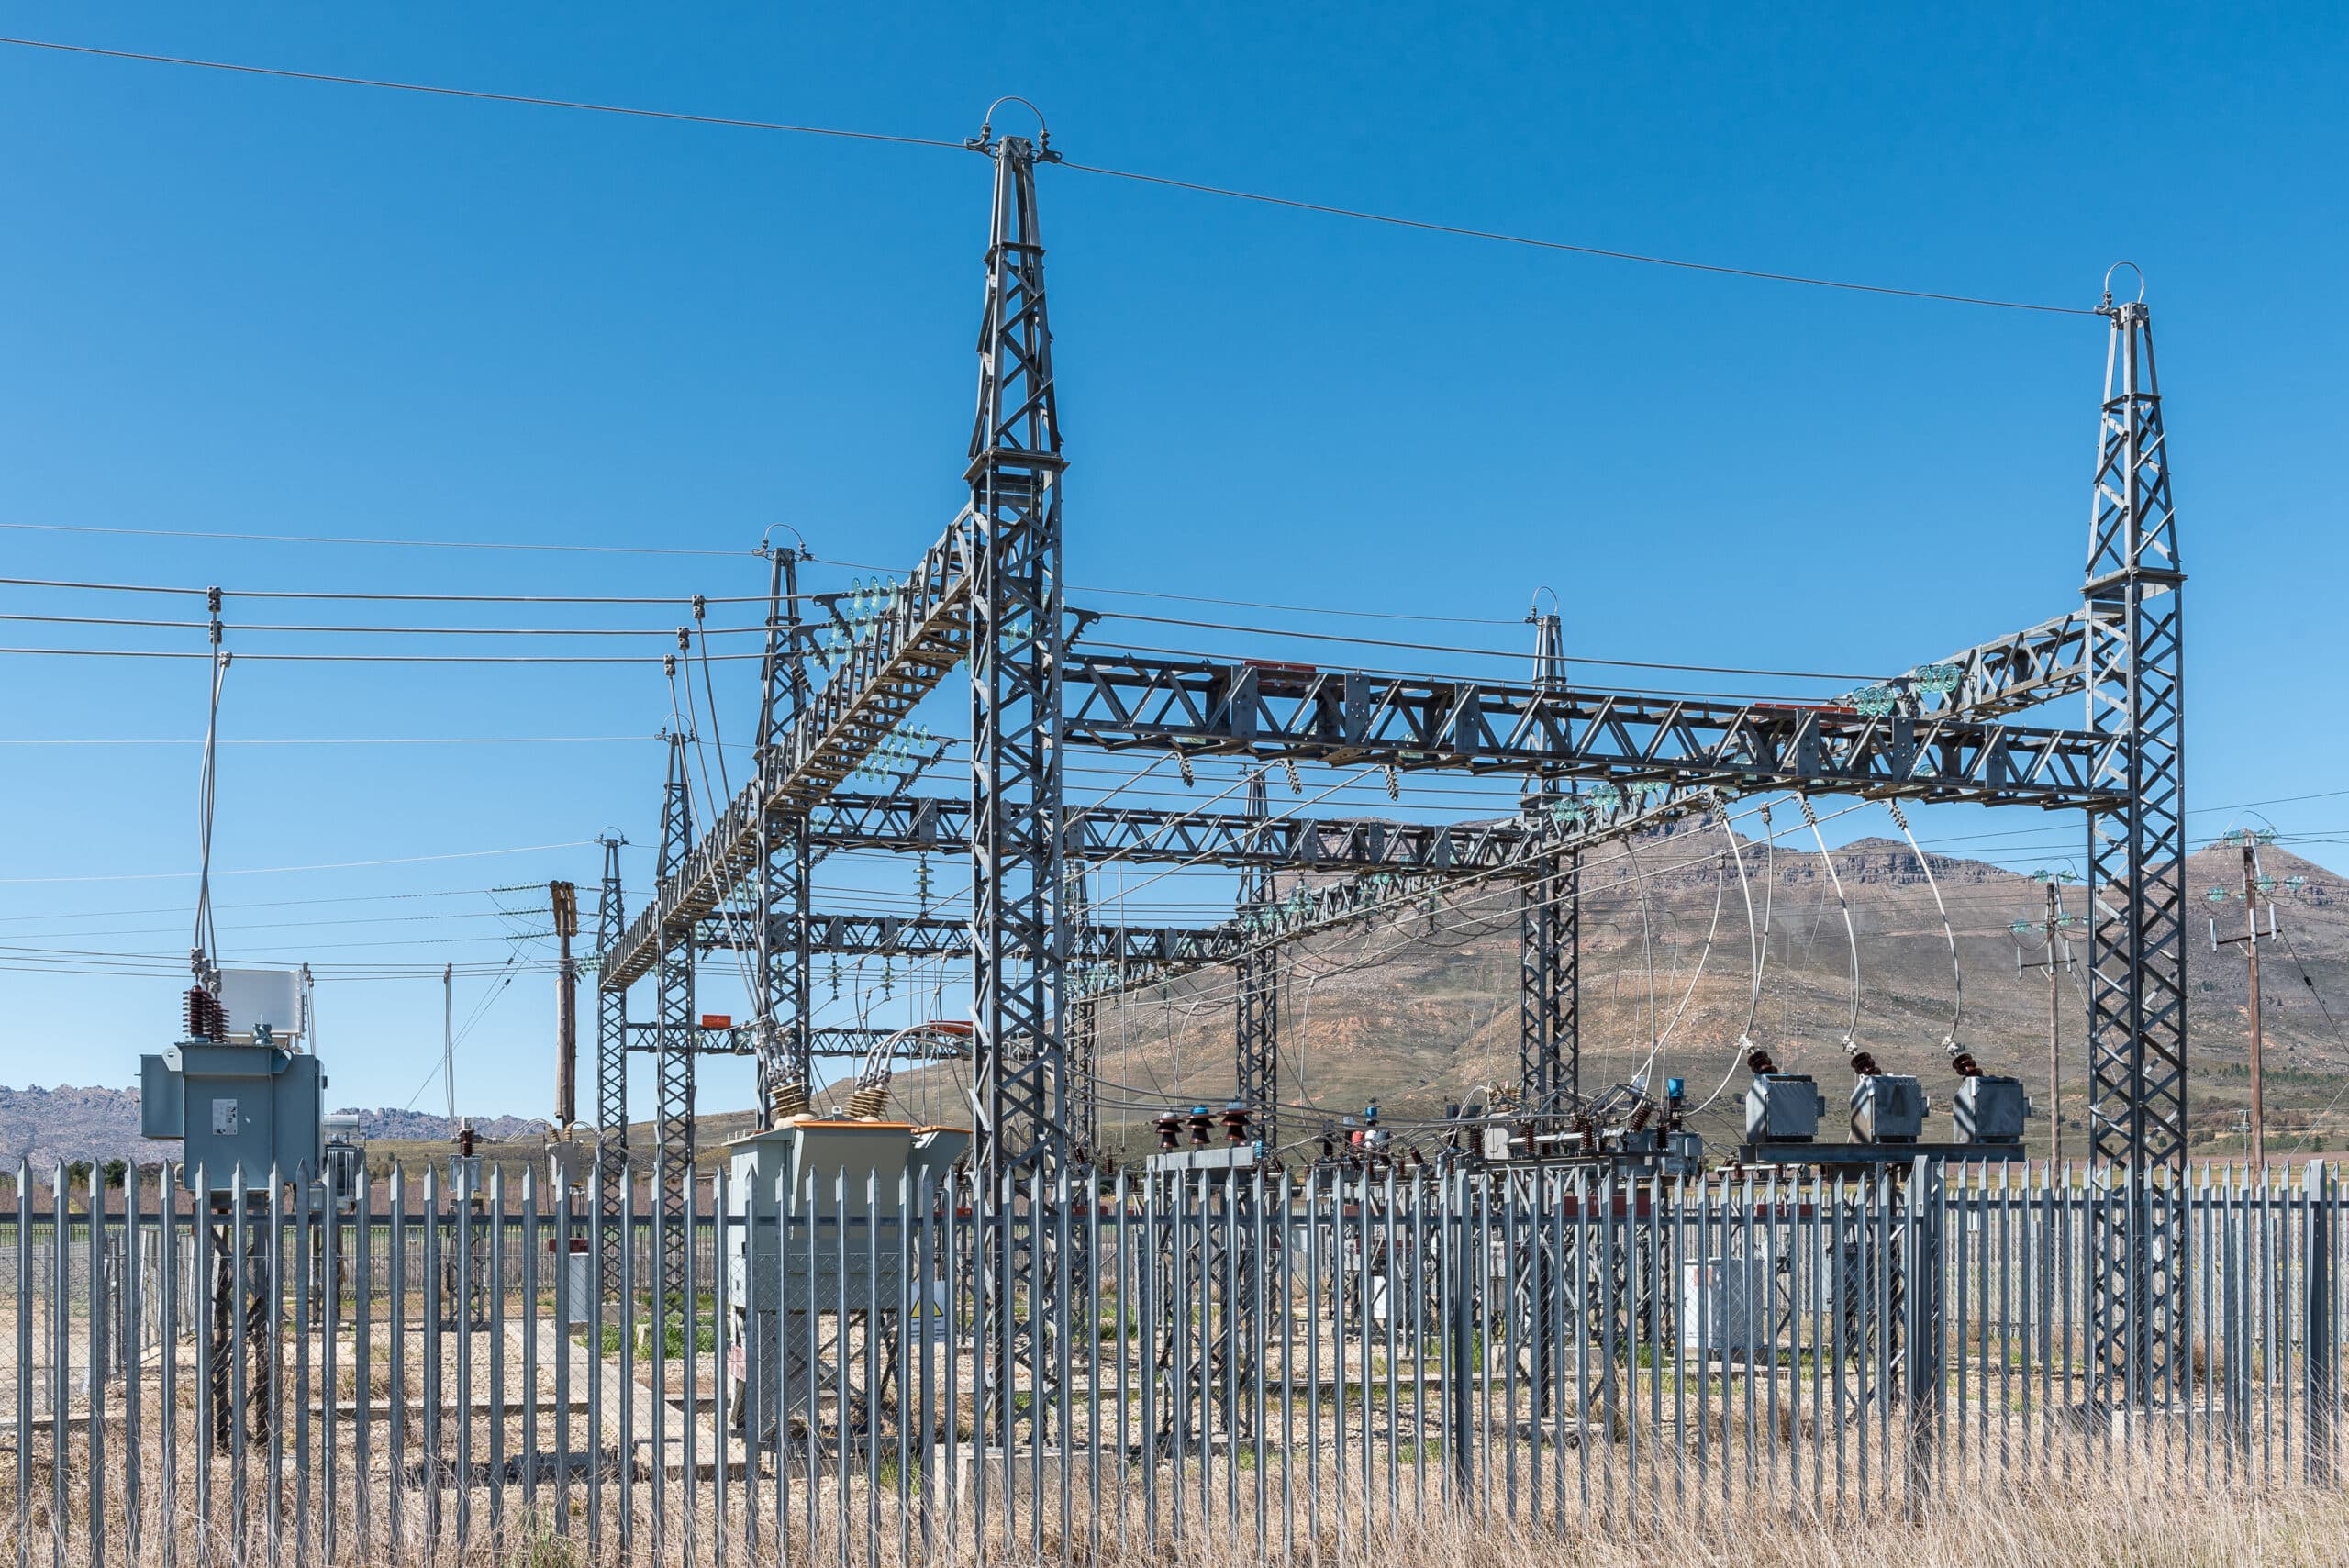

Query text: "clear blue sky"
[0, 4, 2340, 1121]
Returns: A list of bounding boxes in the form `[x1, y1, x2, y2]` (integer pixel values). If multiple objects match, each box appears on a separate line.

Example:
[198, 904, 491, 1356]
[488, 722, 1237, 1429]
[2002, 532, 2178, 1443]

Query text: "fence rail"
[0, 1155, 2341, 1566]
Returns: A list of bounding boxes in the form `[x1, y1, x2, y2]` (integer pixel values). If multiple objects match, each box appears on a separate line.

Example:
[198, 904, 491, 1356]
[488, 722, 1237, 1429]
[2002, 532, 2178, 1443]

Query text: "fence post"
[1903, 1155, 1943, 1520]
[2308, 1160, 2334, 1485]
[1449, 1169, 1474, 1502]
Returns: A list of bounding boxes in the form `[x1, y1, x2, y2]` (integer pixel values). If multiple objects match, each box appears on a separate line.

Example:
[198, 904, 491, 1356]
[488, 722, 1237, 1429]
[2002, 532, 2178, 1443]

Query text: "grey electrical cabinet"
[139, 1040, 325, 1195]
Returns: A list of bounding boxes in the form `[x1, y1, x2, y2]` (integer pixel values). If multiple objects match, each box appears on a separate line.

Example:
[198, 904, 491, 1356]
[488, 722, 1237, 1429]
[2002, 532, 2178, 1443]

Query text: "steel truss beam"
[808, 791, 1547, 873]
[1902, 608, 2104, 721]
[623, 1022, 975, 1062]
[2082, 298, 2188, 1407]
[1063, 651, 2125, 807]
[599, 518, 973, 992]
[696, 910, 1239, 966]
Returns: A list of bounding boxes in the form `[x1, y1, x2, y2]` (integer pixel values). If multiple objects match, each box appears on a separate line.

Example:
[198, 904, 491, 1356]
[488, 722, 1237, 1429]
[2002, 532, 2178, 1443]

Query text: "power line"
[0, 35, 2094, 318]
[0, 840, 597, 885]
[0, 519, 761, 557]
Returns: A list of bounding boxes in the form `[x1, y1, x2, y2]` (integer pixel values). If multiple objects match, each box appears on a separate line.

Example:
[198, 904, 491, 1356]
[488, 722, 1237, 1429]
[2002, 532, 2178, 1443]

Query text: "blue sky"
[0, 4, 2340, 1121]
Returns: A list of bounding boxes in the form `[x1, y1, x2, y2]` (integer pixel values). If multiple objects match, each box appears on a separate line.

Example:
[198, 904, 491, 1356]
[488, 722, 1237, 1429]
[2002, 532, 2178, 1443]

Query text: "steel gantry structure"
[597, 129, 2188, 1407]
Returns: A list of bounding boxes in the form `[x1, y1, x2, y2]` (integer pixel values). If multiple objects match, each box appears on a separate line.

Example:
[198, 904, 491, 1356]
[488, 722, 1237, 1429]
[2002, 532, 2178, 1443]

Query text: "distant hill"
[0, 1085, 543, 1173]
[1002, 836, 2349, 1164]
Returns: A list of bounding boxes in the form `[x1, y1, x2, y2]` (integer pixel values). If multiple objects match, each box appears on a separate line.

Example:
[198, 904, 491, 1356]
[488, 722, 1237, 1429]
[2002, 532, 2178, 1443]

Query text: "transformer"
[1849, 1074, 1928, 1143]
[140, 1039, 325, 1195]
[724, 1118, 968, 1445]
[1744, 1073, 1825, 1143]
[1953, 1074, 2032, 1145]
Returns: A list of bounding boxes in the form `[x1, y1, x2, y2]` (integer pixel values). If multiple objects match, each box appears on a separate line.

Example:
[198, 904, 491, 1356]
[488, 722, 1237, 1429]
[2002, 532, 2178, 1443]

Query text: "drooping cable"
[189, 591, 231, 991]
[1798, 795, 1865, 1067]
[1887, 799, 1965, 1065]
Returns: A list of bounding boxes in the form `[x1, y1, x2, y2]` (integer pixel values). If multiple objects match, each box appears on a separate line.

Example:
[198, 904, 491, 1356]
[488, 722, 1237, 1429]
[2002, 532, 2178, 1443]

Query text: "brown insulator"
[1743, 1046, 1777, 1075]
[1950, 1051, 1985, 1079]
[1629, 1102, 1655, 1133]
[770, 1077, 812, 1123]
[1849, 1051, 1882, 1077]
[844, 1084, 891, 1120]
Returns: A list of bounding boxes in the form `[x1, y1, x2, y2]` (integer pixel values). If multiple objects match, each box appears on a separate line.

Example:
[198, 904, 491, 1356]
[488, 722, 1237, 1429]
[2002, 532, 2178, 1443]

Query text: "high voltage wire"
[0, 35, 2097, 317]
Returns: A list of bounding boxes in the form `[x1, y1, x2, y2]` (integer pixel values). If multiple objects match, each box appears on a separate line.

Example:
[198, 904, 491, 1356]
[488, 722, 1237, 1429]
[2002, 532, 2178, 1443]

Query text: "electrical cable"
[3, 35, 2097, 317]
[1887, 799, 1965, 1060]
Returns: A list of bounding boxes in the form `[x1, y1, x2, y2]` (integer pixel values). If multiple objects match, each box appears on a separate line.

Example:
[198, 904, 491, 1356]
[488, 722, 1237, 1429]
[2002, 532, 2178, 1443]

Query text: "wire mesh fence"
[0, 1153, 2340, 1566]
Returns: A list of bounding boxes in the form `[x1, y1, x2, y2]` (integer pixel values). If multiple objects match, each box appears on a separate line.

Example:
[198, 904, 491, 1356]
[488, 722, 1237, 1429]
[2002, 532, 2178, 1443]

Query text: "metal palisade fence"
[0, 1153, 2342, 1566]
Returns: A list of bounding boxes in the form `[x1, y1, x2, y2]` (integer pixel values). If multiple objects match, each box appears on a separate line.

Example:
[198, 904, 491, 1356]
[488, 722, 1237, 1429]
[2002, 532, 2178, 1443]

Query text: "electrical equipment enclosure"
[1744, 1073, 1826, 1144]
[725, 1120, 963, 1444]
[1850, 1074, 1929, 1143]
[216, 967, 306, 1045]
[1680, 1256, 1786, 1356]
[1954, 1074, 2032, 1144]
[321, 1111, 364, 1217]
[139, 1040, 324, 1195]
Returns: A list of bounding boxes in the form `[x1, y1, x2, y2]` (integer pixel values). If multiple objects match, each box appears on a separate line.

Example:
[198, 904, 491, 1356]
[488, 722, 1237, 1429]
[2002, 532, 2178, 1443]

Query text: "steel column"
[2082, 295, 2188, 1403]
[594, 834, 629, 1296]
[1237, 769, 1281, 1149]
[755, 547, 815, 1117]
[654, 732, 697, 1313]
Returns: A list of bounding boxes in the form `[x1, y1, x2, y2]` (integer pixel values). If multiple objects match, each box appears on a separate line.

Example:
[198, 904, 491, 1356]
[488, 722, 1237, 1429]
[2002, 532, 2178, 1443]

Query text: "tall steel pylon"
[1236, 769, 1281, 1149]
[966, 120, 1068, 1442]
[755, 545, 814, 1120]
[653, 730, 696, 1311]
[594, 832, 629, 1295]
[2082, 287, 2188, 1402]
[1520, 604, 1578, 1120]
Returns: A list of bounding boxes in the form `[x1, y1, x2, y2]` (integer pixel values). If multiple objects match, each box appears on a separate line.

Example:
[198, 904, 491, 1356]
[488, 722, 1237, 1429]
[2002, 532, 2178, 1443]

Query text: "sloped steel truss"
[1063, 653, 2125, 807]
[599, 518, 974, 992]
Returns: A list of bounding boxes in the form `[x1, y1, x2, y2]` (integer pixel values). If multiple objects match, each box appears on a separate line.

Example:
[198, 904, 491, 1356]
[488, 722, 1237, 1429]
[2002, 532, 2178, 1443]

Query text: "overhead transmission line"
[0, 34, 2098, 317]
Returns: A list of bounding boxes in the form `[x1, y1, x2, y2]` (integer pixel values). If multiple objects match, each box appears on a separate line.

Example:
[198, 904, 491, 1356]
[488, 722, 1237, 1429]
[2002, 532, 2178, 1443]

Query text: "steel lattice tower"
[966, 125, 1068, 1443]
[1236, 769, 1281, 1149]
[593, 833, 628, 1295]
[755, 547, 814, 1117]
[653, 732, 696, 1311]
[1520, 606, 1578, 1119]
[2082, 293, 2188, 1402]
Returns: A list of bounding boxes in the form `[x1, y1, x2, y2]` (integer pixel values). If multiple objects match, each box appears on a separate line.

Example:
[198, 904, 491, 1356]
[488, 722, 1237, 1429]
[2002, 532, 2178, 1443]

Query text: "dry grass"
[6, 1456, 2347, 1567]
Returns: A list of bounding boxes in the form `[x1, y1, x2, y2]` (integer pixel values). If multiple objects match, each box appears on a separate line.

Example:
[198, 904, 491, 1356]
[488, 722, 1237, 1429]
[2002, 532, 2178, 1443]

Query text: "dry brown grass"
[6, 1460, 2347, 1567]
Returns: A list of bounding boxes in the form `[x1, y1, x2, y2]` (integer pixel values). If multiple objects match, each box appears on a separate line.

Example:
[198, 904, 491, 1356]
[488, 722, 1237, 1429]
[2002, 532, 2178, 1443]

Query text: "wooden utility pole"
[551, 881, 581, 1129]
[2211, 835, 2277, 1171]
[2017, 871, 2080, 1164]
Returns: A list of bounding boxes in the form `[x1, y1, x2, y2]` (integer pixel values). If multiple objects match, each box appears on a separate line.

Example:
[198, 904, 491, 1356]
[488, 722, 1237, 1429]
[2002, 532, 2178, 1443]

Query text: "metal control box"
[1849, 1074, 1928, 1143]
[725, 1120, 965, 1445]
[1953, 1075, 2031, 1144]
[140, 1040, 324, 1195]
[1744, 1073, 1825, 1143]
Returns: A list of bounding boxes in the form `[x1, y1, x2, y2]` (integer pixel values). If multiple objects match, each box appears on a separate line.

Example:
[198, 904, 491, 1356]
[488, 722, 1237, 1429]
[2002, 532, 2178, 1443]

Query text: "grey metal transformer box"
[725, 1120, 967, 1445]
[139, 1040, 325, 1195]
[1953, 1075, 2031, 1144]
[1849, 1074, 1928, 1143]
[1745, 1073, 1825, 1143]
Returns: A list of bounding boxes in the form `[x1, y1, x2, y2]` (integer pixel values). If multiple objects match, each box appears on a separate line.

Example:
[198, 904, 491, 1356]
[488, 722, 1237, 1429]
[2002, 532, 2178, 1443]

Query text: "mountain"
[0, 1086, 545, 1174]
[1057, 835, 2349, 1163]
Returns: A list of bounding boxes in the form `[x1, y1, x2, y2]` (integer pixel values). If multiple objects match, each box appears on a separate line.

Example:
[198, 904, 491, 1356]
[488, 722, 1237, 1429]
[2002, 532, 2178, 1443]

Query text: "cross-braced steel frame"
[594, 833, 628, 1296]
[654, 732, 696, 1313]
[1236, 769, 1281, 1150]
[2083, 296, 2188, 1404]
[595, 132, 2189, 1421]
[754, 547, 815, 1118]
[966, 128, 1069, 1441]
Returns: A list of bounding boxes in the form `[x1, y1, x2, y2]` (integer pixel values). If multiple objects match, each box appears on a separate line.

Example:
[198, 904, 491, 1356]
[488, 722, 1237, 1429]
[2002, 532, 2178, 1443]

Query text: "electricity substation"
[19, 106, 2342, 1568]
